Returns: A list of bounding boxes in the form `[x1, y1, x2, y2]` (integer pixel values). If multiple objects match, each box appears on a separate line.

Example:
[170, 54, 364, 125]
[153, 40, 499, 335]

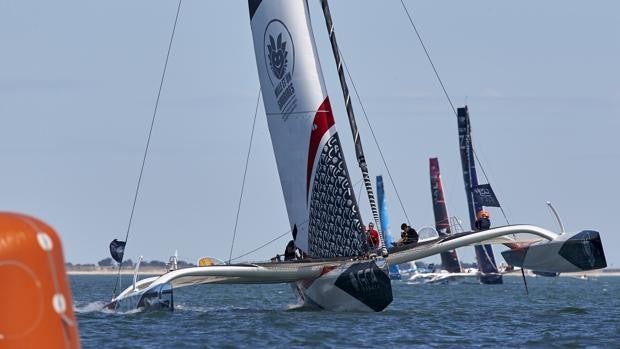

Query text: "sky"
[1, 1, 618, 267]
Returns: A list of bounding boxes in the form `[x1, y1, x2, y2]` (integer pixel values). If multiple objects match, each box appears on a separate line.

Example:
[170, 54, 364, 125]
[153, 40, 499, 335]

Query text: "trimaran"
[106, 0, 607, 312]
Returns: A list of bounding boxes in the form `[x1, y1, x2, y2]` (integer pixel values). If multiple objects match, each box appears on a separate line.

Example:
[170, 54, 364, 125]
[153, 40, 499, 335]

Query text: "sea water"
[72, 275, 619, 348]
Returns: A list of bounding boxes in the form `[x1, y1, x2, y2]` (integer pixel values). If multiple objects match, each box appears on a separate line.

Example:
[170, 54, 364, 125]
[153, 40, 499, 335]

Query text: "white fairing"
[249, 0, 366, 258]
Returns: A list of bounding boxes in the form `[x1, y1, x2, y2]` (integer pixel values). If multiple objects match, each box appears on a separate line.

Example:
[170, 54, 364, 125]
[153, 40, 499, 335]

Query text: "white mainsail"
[249, 0, 366, 258]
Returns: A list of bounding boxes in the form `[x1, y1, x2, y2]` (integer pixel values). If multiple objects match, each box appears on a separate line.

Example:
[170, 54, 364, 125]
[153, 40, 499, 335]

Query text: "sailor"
[284, 240, 297, 261]
[366, 222, 381, 251]
[475, 210, 491, 231]
[398, 223, 419, 246]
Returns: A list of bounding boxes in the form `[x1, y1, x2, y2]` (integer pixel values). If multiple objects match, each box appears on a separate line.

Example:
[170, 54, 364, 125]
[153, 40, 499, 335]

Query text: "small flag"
[109, 239, 126, 263]
[471, 184, 501, 207]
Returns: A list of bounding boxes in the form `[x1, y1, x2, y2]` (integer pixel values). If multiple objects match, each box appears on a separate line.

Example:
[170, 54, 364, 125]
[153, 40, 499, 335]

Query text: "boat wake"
[74, 301, 109, 314]
[285, 301, 312, 311]
[74, 301, 143, 315]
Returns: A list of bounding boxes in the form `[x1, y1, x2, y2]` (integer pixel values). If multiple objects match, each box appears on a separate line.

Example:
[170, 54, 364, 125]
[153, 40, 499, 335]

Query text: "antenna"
[546, 201, 566, 234]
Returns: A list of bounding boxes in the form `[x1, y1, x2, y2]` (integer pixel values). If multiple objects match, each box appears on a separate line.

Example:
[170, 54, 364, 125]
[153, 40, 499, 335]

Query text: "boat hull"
[292, 259, 393, 312]
[106, 282, 173, 312]
[502, 230, 606, 273]
[479, 272, 503, 284]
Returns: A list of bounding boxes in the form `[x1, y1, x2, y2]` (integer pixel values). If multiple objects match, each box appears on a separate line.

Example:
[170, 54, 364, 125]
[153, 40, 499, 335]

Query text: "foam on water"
[74, 301, 108, 314]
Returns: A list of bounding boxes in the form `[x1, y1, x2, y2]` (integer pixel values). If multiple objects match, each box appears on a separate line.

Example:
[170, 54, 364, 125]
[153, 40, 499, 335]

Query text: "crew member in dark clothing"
[397, 223, 419, 246]
[475, 210, 491, 231]
[284, 240, 297, 261]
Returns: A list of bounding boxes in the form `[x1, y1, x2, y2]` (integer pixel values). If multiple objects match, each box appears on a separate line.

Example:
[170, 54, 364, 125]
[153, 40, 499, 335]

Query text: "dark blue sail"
[457, 106, 502, 284]
[376, 175, 401, 279]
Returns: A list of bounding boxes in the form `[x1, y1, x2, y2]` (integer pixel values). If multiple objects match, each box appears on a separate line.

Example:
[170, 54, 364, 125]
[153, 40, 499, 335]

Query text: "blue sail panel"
[376, 175, 401, 279]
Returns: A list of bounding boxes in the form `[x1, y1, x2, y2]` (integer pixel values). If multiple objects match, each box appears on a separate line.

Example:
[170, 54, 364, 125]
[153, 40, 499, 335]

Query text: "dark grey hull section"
[502, 230, 606, 273]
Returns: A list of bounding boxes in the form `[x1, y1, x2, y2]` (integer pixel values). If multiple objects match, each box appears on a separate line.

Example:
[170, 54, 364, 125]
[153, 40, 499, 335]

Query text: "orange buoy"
[0, 212, 80, 349]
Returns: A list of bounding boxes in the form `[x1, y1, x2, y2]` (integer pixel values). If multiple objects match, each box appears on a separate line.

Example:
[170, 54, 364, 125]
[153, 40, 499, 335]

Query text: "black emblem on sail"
[263, 21, 297, 119]
[334, 261, 393, 312]
[471, 184, 500, 207]
[267, 33, 288, 80]
[308, 135, 367, 258]
[109, 239, 126, 263]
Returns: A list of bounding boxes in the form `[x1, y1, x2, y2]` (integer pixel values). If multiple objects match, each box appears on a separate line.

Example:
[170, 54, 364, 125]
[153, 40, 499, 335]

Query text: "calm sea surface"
[72, 275, 619, 348]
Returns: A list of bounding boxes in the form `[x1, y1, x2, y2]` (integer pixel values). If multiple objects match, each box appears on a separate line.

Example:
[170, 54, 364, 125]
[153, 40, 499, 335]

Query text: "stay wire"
[230, 216, 313, 262]
[229, 228, 292, 262]
[340, 55, 412, 225]
[399, 0, 511, 226]
[472, 146, 511, 225]
[112, 0, 183, 298]
[399, 0, 457, 117]
[228, 90, 262, 264]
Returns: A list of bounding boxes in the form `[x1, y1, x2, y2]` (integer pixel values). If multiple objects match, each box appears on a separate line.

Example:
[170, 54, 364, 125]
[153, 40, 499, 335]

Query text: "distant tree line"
[91, 258, 196, 268]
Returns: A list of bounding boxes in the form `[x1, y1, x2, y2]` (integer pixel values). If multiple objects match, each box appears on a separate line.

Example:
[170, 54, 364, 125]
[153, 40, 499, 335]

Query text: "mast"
[319, 0, 387, 257]
[457, 106, 502, 284]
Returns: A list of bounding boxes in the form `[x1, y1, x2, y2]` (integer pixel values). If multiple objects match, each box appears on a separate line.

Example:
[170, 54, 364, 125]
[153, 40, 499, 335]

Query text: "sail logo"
[264, 19, 297, 120]
[267, 33, 287, 80]
[471, 184, 501, 207]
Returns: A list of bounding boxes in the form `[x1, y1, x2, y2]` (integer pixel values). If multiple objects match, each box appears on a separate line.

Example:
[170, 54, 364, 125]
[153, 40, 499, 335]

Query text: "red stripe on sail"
[306, 97, 335, 200]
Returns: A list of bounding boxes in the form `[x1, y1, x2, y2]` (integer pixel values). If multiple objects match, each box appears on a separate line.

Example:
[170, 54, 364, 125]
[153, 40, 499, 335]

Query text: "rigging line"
[400, 1, 510, 227]
[230, 218, 310, 262]
[230, 229, 291, 262]
[227, 90, 262, 264]
[266, 109, 329, 116]
[356, 178, 364, 211]
[112, 0, 183, 297]
[399, 0, 457, 117]
[472, 146, 511, 225]
[341, 56, 411, 224]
